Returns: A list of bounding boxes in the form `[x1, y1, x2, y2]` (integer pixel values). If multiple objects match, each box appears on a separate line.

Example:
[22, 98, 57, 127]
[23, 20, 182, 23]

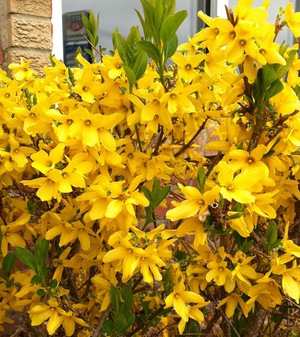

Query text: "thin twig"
[92, 306, 111, 337]
[174, 119, 208, 158]
[211, 296, 242, 337]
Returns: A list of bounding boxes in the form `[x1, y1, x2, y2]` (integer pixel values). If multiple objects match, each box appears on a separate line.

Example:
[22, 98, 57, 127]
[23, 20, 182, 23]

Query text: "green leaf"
[35, 239, 49, 282]
[124, 26, 143, 68]
[273, 49, 297, 80]
[123, 64, 136, 89]
[261, 64, 277, 89]
[231, 202, 244, 213]
[84, 48, 94, 59]
[36, 289, 46, 296]
[160, 10, 187, 45]
[134, 9, 148, 40]
[113, 29, 129, 65]
[153, 186, 171, 209]
[163, 266, 173, 295]
[35, 239, 49, 265]
[154, 0, 163, 32]
[141, 185, 151, 201]
[2, 252, 16, 278]
[162, 0, 175, 18]
[82, 15, 93, 34]
[31, 275, 42, 285]
[120, 282, 134, 314]
[164, 34, 178, 59]
[264, 79, 284, 102]
[113, 312, 135, 334]
[102, 319, 114, 334]
[49, 279, 58, 289]
[196, 166, 206, 194]
[137, 40, 160, 64]
[266, 220, 280, 253]
[227, 212, 243, 220]
[150, 178, 170, 209]
[109, 284, 120, 311]
[14, 246, 37, 274]
[139, 0, 157, 41]
[133, 51, 148, 81]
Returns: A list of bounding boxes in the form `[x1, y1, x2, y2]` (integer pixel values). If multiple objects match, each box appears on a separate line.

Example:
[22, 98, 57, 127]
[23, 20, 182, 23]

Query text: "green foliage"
[252, 49, 297, 112]
[135, 0, 187, 82]
[15, 239, 49, 286]
[196, 166, 207, 194]
[265, 220, 281, 254]
[102, 282, 135, 336]
[82, 11, 100, 61]
[141, 177, 171, 227]
[113, 26, 148, 92]
[0, 252, 16, 286]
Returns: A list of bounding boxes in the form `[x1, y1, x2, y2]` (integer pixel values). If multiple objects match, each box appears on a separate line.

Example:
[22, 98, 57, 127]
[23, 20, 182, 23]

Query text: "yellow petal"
[78, 230, 91, 251]
[173, 298, 189, 322]
[282, 275, 299, 302]
[30, 306, 51, 325]
[47, 311, 64, 335]
[82, 126, 98, 147]
[166, 200, 199, 221]
[103, 247, 127, 263]
[105, 199, 123, 218]
[99, 129, 116, 152]
[62, 317, 75, 337]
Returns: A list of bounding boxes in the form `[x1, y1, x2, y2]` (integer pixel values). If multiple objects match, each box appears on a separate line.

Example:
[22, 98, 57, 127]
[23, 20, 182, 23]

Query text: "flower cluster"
[0, 1, 300, 336]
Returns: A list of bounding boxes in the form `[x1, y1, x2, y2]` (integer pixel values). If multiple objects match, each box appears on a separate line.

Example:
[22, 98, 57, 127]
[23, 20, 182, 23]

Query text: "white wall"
[54, 1, 297, 61]
[52, 0, 64, 60]
[61, 0, 198, 52]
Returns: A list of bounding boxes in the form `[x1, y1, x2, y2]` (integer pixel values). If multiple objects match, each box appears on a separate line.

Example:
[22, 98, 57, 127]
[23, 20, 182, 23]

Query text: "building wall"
[61, 0, 198, 53]
[0, 0, 52, 72]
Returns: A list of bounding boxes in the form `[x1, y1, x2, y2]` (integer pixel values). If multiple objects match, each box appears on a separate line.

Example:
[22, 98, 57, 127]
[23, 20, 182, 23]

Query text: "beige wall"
[0, 0, 52, 72]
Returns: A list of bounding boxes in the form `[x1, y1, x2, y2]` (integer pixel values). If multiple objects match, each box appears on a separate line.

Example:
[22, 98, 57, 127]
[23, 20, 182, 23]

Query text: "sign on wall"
[63, 10, 92, 67]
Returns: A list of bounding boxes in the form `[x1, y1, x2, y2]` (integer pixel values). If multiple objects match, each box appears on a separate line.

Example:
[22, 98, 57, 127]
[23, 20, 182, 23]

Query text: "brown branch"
[174, 119, 208, 158]
[243, 304, 267, 337]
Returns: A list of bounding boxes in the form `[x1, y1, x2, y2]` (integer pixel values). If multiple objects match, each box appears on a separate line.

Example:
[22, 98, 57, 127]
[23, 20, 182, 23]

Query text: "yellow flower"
[133, 84, 173, 133]
[61, 311, 89, 336]
[228, 144, 269, 174]
[255, 28, 286, 66]
[225, 21, 260, 64]
[281, 260, 300, 303]
[282, 222, 300, 258]
[171, 52, 204, 82]
[195, 12, 235, 49]
[246, 278, 282, 311]
[178, 304, 206, 334]
[52, 247, 71, 283]
[102, 233, 143, 282]
[22, 175, 61, 201]
[165, 280, 208, 322]
[231, 256, 258, 289]
[68, 107, 124, 149]
[29, 298, 65, 335]
[31, 143, 65, 174]
[1, 213, 29, 255]
[8, 58, 36, 81]
[206, 257, 235, 293]
[218, 293, 249, 318]
[217, 161, 263, 204]
[105, 175, 149, 219]
[166, 184, 220, 221]
[285, 3, 300, 38]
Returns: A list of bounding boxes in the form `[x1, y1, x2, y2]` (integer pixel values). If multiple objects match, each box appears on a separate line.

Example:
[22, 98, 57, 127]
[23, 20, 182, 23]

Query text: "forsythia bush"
[1, 0, 300, 336]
